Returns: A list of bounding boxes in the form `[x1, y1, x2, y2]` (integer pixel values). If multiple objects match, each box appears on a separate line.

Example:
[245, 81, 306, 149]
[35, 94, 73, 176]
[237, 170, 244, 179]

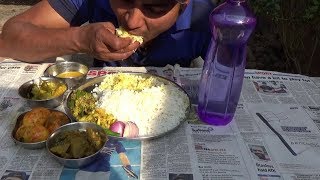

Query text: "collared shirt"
[48, 0, 214, 67]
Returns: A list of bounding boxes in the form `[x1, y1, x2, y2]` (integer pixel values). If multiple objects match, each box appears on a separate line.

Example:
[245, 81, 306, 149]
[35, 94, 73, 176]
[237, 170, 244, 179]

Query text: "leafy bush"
[250, 0, 320, 75]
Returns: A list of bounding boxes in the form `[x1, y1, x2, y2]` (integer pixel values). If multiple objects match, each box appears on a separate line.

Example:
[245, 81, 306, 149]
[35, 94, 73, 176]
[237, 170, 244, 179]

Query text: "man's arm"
[0, 0, 138, 63]
[0, 1, 80, 62]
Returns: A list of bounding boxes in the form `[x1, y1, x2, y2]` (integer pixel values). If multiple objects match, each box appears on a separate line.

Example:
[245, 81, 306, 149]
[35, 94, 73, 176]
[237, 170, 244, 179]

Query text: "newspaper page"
[1, 59, 320, 180]
[311, 77, 320, 88]
[0, 60, 147, 180]
[0, 61, 188, 180]
[174, 67, 320, 180]
[0, 61, 59, 180]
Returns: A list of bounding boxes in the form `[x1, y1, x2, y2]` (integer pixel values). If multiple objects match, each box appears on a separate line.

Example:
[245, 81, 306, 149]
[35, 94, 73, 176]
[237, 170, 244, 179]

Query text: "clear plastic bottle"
[197, 0, 256, 126]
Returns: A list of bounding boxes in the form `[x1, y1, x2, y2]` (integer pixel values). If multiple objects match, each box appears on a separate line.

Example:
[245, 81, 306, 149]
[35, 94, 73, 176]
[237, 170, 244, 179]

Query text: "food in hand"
[15, 124, 49, 143]
[116, 26, 143, 44]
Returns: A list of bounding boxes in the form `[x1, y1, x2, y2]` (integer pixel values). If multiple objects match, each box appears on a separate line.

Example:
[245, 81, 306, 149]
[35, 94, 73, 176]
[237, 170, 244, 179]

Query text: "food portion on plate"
[67, 73, 190, 139]
[14, 107, 70, 143]
[18, 77, 68, 109]
[56, 71, 84, 79]
[49, 128, 104, 159]
[68, 90, 116, 130]
[29, 79, 67, 100]
[43, 61, 89, 89]
[46, 122, 107, 168]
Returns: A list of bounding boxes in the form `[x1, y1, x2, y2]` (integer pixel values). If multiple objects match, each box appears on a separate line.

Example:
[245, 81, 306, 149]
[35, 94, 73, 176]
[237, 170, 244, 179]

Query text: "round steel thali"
[64, 72, 191, 140]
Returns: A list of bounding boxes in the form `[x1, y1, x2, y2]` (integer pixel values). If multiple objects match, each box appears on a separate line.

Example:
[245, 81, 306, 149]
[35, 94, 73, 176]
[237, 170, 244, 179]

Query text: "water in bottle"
[197, 0, 256, 126]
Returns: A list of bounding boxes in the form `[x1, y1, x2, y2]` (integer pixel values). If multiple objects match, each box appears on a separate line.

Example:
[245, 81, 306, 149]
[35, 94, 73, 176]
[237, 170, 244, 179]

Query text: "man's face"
[109, 0, 187, 44]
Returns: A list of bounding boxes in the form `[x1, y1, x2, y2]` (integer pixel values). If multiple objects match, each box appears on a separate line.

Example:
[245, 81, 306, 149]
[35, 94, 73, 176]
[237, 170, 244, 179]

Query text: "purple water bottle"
[197, 0, 256, 126]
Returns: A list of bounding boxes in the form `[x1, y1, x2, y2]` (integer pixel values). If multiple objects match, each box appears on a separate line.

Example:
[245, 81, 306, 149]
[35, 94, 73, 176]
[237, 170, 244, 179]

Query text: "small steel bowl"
[44, 61, 88, 89]
[46, 122, 107, 168]
[18, 77, 67, 109]
[11, 109, 71, 149]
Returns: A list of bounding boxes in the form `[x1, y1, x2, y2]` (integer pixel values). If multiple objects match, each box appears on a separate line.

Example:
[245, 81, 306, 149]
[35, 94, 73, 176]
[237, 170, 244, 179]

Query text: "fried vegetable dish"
[68, 90, 116, 129]
[30, 80, 67, 100]
[14, 107, 69, 143]
[49, 128, 105, 159]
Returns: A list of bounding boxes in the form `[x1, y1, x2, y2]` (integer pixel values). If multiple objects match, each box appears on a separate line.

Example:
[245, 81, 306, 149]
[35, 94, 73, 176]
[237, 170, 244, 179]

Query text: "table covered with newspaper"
[0, 59, 320, 180]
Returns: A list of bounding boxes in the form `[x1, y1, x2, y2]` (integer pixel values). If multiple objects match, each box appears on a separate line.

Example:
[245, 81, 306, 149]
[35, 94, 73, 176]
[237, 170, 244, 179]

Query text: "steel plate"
[64, 72, 191, 140]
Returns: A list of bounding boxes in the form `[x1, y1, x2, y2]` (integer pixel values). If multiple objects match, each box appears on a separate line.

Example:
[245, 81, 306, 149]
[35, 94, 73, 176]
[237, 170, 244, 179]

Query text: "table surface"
[1, 60, 320, 180]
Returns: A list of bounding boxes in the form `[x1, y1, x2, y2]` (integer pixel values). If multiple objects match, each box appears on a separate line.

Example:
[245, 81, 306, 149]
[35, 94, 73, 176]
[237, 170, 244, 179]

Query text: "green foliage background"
[249, 0, 320, 75]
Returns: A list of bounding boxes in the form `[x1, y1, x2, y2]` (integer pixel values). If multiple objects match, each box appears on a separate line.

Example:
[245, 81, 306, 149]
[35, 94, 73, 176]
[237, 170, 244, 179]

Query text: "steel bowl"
[18, 76, 67, 109]
[11, 109, 71, 149]
[64, 72, 191, 141]
[46, 122, 107, 168]
[44, 61, 88, 89]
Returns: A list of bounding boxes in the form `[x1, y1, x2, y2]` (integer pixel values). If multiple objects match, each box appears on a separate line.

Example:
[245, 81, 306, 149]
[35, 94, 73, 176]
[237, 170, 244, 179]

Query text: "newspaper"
[0, 59, 320, 180]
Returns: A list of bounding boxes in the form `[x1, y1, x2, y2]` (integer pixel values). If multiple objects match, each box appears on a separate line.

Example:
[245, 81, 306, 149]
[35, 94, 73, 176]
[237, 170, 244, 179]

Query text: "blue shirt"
[48, 0, 215, 67]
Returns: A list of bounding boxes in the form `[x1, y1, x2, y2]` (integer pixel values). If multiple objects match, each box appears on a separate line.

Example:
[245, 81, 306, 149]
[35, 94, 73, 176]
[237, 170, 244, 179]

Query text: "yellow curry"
[56, 71, 83, 78]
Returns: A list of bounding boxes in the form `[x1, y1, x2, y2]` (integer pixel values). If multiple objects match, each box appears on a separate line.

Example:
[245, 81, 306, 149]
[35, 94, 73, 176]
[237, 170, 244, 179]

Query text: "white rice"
[93, 73, 189, 137]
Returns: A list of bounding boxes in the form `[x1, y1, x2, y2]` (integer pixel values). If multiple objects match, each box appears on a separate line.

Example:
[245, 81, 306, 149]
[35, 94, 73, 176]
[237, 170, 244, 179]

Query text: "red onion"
[123, 121, 139, 138]
[109, 121, 125, 137]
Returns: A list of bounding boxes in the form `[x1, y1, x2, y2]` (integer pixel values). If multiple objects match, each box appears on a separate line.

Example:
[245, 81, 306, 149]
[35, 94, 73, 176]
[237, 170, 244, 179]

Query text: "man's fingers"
[100, 26, 141, 51]
[100, 31, 132, 51]
[114, 41, 140, 53]
[92, 39, 139, 61]
[99, 41, 140, 60]
[85, 22, 142, 61]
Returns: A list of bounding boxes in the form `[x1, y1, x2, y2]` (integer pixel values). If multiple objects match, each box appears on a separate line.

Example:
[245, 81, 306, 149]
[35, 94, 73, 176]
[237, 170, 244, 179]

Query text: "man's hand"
[78, 22, 140, 61]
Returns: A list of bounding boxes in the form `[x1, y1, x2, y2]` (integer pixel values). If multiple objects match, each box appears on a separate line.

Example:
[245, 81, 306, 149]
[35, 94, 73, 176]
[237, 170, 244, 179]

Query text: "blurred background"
[0, 0, 319, 76]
